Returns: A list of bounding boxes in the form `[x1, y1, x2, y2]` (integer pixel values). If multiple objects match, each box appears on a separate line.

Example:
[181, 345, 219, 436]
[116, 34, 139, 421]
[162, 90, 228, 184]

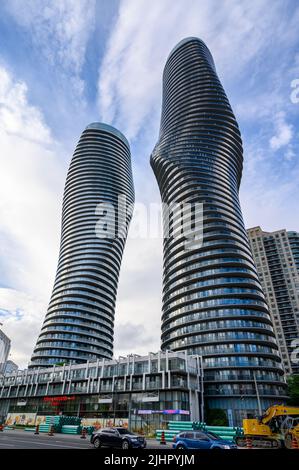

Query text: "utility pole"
[199, 356, 204, 423]
[112, 377, 118, 426]
[253, 371, 262, 416]
[128, 394, 132, 431]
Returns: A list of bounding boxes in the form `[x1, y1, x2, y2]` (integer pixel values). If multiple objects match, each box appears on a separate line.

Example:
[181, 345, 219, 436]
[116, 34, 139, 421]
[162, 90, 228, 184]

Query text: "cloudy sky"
[0, 0, 298, 369]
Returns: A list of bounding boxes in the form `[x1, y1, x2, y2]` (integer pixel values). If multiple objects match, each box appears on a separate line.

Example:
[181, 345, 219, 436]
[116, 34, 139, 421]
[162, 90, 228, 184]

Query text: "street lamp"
[112, 376, 119, 426]
[253, 371, 262, 416]
[199, 356, 204, 423]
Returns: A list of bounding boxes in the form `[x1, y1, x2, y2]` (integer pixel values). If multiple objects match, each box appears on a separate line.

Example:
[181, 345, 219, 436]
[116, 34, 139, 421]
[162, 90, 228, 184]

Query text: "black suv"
[91, 427, 147, 449]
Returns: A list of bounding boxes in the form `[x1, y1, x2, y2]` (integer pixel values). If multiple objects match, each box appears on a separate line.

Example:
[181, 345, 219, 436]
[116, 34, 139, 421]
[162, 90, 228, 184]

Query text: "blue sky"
[0, 0, 298, 368]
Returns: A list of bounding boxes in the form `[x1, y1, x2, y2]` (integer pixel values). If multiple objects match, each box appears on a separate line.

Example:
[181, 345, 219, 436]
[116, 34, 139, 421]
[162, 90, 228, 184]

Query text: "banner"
[5, 413, 37, 426]
[81, 417, 129, 428]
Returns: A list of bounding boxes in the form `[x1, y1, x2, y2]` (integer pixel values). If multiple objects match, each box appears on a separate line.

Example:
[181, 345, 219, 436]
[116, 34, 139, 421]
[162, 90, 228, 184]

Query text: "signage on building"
[137, 409, 190, 415]
[98, 398, 113, 404]
[17, 401, 27, 406]
[141, 395, 159, 402]
[163, 409, 190, 415]
[43, 396, 75, 407]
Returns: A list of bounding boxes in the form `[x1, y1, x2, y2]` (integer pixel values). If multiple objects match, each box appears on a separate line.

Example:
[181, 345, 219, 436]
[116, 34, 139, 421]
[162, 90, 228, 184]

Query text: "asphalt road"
[0, 429, 172, 449]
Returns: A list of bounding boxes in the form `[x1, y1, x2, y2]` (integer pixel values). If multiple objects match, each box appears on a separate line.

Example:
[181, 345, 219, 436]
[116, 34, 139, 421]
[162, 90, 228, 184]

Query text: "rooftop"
[85, 122, 129, 148]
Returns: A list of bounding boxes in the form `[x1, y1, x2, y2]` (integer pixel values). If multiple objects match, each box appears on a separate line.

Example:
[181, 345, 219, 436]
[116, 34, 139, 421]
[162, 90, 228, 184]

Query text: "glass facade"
[247, 227, 299, 374]
[150, 37, 287, 416]
[0, 330, 11, 374]
[288, 231, 299, 273]
[0, 351, 201, 431]
[30, 123, 134, 367]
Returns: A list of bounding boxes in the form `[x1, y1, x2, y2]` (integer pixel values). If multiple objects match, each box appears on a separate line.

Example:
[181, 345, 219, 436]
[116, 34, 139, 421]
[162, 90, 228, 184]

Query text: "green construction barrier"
[156, 422, 243, 442]
[36, 416, 82, 433]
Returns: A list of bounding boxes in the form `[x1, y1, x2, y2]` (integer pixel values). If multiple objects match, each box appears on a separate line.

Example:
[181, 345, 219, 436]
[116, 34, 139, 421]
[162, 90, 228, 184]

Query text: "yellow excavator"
[236, 405, 299, 448]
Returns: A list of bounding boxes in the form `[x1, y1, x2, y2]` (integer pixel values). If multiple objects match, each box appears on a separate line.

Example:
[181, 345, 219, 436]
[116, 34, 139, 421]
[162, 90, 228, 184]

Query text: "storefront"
[0, 351, 202, 432]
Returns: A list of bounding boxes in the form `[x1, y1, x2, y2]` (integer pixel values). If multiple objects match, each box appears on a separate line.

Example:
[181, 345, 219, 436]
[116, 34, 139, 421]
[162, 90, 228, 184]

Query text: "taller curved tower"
[30, 123, 134, 368]
[151, 38, 286, 422]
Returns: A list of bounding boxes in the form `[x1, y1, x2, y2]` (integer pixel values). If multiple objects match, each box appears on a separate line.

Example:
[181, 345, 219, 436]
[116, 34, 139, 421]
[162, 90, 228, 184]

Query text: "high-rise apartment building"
[288, 231, 299, 273]
[151, 37, 286, 424]
[4, 360, 18, 374]
[0, 328, 10, 374]
[247, 227, 299, 375]
[30, 123, 134, 368]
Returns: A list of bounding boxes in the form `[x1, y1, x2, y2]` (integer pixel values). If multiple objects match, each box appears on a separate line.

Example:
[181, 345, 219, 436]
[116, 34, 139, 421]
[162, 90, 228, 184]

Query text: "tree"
[205, 408, 228, 426]
[286, 375, 299, 405]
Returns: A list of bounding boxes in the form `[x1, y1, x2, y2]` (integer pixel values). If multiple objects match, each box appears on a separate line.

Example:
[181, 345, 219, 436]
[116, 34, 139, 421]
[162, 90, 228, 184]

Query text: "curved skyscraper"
[30, 123, 134, 368]
[151, 38, 286, 422]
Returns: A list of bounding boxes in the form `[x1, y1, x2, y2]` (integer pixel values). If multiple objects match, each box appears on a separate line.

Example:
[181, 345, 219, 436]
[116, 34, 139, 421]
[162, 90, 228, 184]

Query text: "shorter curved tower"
[30, 123, 134, 367]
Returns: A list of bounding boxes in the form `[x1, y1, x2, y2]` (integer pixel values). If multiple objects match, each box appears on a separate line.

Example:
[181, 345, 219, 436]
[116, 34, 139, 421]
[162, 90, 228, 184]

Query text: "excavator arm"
[260, 406, 299, 425]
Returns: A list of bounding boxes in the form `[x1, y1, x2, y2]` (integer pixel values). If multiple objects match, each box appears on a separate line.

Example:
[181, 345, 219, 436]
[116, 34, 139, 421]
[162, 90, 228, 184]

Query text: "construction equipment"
[282, 416, 299, 449]
[236, 405, 299, 448]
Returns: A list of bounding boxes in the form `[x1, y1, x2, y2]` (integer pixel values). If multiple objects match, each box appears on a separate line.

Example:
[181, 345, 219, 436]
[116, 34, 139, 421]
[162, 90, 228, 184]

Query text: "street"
[0, 429, 172, 449]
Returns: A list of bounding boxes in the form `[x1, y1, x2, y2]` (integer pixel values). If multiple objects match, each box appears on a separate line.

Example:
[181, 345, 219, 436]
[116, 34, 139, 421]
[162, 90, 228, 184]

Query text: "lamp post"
[253, 371, 262, 416]
[112, 377, 118, 426]
[199, 356, 204, 423]
[128, 393, 132, 431]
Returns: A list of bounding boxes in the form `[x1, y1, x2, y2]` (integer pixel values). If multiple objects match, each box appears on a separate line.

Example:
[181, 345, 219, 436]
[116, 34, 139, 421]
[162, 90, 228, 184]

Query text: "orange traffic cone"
[34, 424, 39, 435]
[48, 425, 54, 436]
[246, 436, 253, 449]
[80, 427, 87, 439]
[291, 436, 299, 449]
[160, 430, 167, 445]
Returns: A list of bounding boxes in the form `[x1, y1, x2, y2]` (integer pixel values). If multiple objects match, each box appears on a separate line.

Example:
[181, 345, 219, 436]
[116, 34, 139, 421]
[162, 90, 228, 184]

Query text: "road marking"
[0, 437, 90, 449]
[0, 443, 14, 447]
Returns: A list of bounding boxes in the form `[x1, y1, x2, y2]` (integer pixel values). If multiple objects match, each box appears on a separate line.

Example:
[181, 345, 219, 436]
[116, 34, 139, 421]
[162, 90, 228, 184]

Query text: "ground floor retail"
[0, 351, 202, 432]
[0, 389, 199, 433]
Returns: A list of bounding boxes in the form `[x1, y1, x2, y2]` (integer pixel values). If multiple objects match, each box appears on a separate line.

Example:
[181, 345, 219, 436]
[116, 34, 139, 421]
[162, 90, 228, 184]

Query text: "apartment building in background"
[247, 227, 299, 375]
[0, 329, 11, 374]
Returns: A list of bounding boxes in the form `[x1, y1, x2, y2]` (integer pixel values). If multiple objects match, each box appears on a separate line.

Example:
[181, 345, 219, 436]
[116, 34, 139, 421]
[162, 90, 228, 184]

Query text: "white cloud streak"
[269, 111, 293, 150]
[4, 0, 96, 96]
[0, 67, 51, 144]
[98, 0, 298, 141]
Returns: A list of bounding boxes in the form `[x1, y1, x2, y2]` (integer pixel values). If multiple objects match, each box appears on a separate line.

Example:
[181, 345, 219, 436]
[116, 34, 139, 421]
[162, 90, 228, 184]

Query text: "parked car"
[172, 430, 237, 449]
[91, 427, 147, 449]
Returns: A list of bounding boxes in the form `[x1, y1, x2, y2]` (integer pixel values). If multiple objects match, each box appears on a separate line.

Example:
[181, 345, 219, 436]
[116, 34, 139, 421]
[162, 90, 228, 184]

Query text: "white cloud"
[114, 321, 156, 354]
[0, 64, 67, 368]
[241, 164, 299, 232]
[98, 0, 297, 141]
[4, 0, 96, 96]
[270, 112, 293, 150]
[0, 67, 52, 144]
[0, 289, 46, 367]
[114, 236, 162, 359]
